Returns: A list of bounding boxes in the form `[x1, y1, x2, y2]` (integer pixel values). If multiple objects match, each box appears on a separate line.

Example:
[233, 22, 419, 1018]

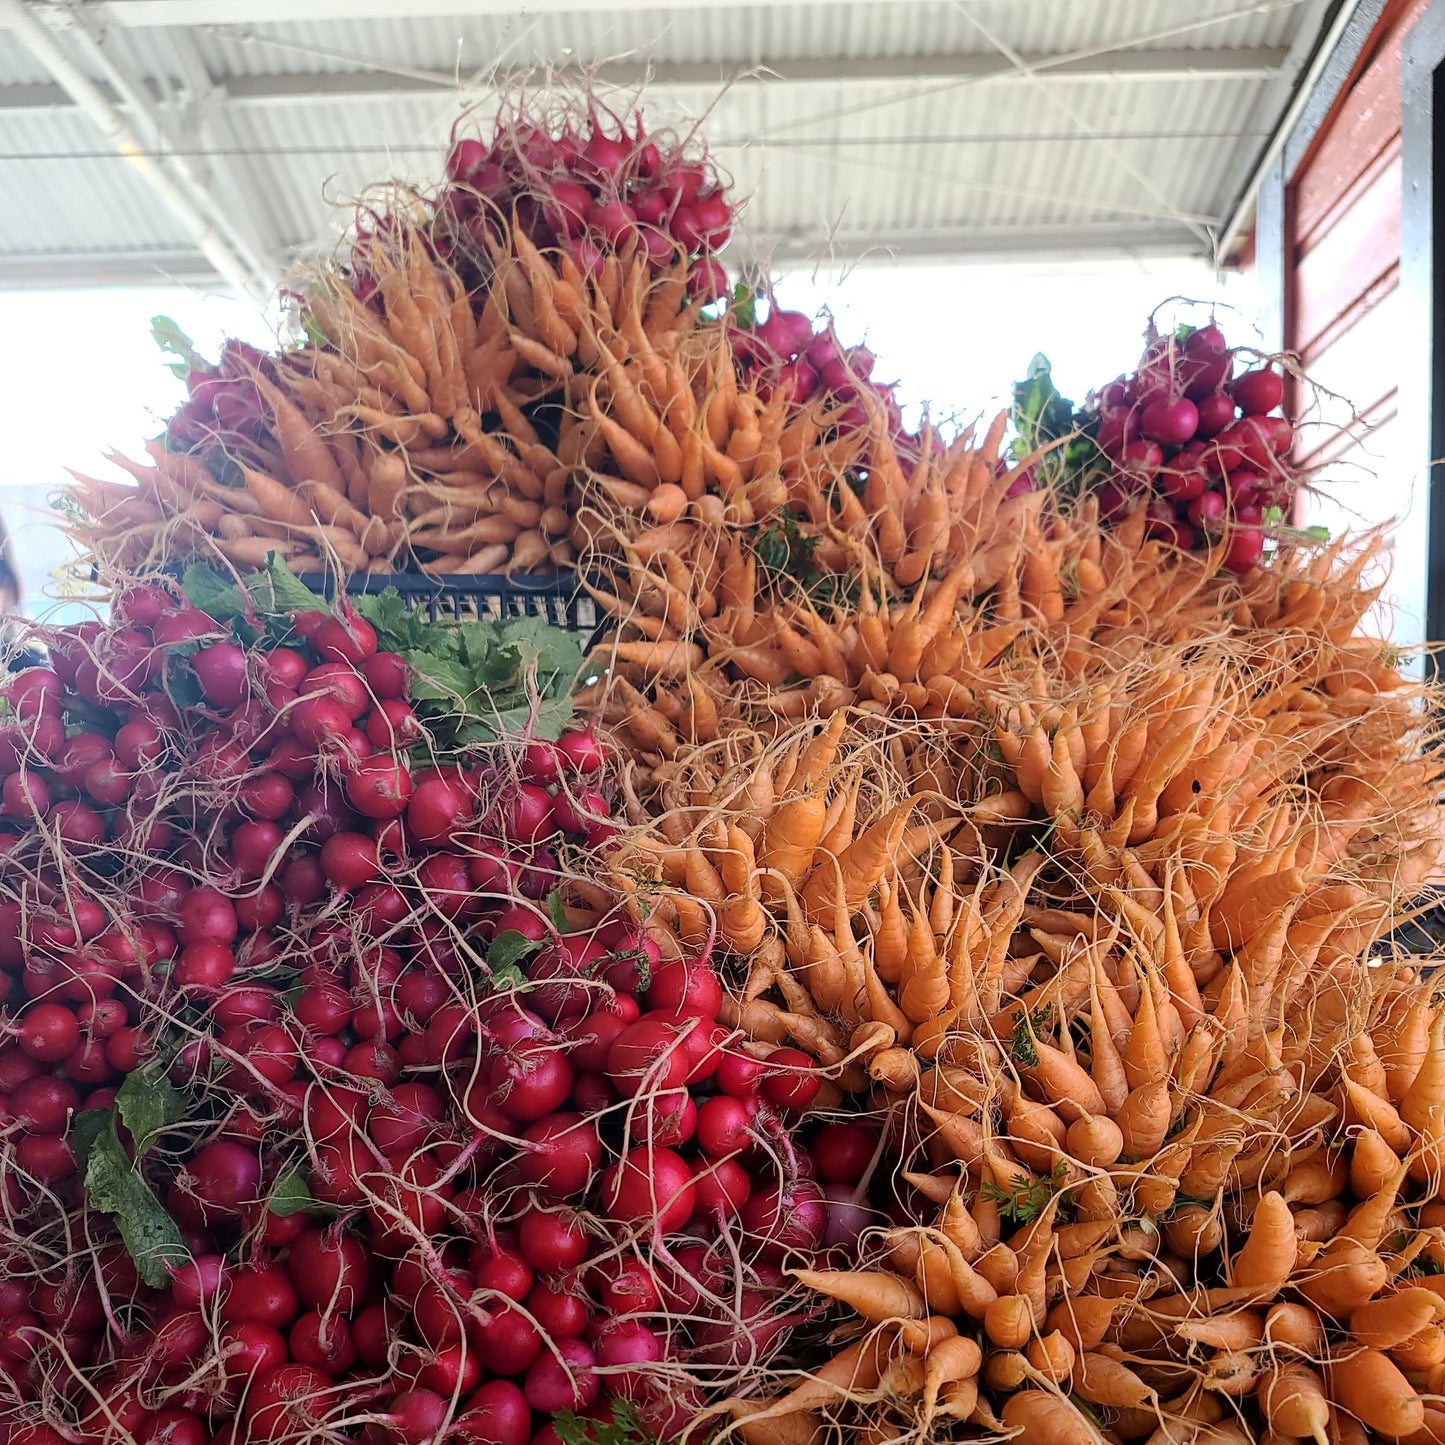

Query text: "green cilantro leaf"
[553, 1400, 656, 1445]
[83, 1119, 188, 1287]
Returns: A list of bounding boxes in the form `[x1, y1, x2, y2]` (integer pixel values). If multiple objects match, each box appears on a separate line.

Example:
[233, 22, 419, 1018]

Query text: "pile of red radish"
[1080, 323, 1296, 574]
[358, 100, 734, 312]
[0, 582, 862, 1445]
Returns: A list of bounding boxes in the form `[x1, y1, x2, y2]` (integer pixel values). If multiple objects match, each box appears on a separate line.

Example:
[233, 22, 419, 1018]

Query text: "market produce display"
[18, 84, 1445, 1445]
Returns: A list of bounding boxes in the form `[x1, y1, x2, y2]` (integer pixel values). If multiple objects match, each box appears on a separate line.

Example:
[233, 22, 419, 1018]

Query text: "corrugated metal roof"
[0, 0, 1338, 289]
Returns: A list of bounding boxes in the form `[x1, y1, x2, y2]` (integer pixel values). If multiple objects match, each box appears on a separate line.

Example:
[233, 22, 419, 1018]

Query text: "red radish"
[524, 1339, 600, 1413]
[1140, 396, 1198, 446]
[320, 831, 380, 890]
[697, 1094, 755, 1157]
[185, 1140, 261, 1220]
[811, 1122, 878, 1183]
[762, 1047, 821, 1111]
[408, 774, 470, 845]
[1194, 390, 1236, 438]
[16, 1003, 80, 1063]
[1188, 490, 1227, 534]
[518, 1207, 591, 1272]
[1181, 325, 1232, 399]
[1158, 451, 1208, 503]
[344, 755, 413, 819]
[646, 958, 722, 1019]
[555, 729, 606, 774]
[517, 1112, 603, 1196]
[742, 1179, 828, 1259]
[1224, 519, 1266, 573]
[602, 1146, 695, 1232]
[526, 1281, 589, 1340]
[457, 1381, 531, 1445]
[288, 1229, 369, 1312]
[607, 1017, 690, 1096]
[691, 1155, 751, 1217]
[1232, 366, 1284, 416]
[190, 642, 249, 709]
[178, 888, 238, 946]
[1120, 439, 1163, 484]
[313, 613, 377, 666]
[507, 783, 555, 842]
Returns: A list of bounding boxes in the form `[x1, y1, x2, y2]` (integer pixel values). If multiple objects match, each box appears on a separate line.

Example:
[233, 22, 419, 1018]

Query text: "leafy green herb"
[1405, 1255, 1445, 1277]
[487, 930, 542, 975]
[754, 512, 856, 608]
[1008, 353, 1104, 492]
[181, 554, 321, 626]
[547, 890, 570, 934]
[115, 1067, 185, 1159]
[83, 1117, 188, 1287]
[152, 316, 212, 382]
[267, 1167, 334, 1219]
[1012, 354, 1075, 457]
[353, 593, 583, 750]
[731, 283, 757, 331]
[71, 1109, 110, 1172]
[553, 1400, 657, 1445]
[1008, 1006, 1051, 1068]
[980, 1163, 1068, 1225]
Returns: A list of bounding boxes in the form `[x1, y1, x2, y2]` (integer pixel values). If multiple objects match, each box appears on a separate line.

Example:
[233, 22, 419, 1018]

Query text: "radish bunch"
[1086, 323, 1297, 574]
[0, 578, 847, 1445]
[356, 100, 734, 313]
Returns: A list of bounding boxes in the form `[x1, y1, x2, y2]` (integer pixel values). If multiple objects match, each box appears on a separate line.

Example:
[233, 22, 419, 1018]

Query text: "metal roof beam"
[751, 221, 1210, 265]
[0, 45, 1291, 116]
[232, 46, 1290, 97]
[0, 222, 1207, 291]
[4, 0, 1140, 21]
[0, 0, 273, 303]
[0, 248, 225, 289]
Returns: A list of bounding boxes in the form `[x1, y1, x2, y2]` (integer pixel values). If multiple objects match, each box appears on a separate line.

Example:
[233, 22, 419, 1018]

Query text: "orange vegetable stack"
[60, 82, 1445, 1445]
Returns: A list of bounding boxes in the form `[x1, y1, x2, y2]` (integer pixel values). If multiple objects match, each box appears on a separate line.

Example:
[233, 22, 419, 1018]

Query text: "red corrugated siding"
[1285, 0, 1430, 469]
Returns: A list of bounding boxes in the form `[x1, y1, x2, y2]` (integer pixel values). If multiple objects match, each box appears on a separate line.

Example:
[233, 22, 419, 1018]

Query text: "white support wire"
[948, 0, 1218, 255]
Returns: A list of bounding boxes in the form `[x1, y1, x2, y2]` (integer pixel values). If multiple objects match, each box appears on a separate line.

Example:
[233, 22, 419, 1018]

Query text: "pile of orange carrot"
[64, 81, 1445, 1445]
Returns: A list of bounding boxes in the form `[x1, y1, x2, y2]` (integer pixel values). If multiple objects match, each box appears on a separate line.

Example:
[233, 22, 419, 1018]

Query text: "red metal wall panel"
[1284, 0, 1430, 482]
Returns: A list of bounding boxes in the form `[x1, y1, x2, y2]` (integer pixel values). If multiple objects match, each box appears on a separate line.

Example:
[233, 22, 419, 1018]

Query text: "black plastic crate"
[295, 571, 599, 634]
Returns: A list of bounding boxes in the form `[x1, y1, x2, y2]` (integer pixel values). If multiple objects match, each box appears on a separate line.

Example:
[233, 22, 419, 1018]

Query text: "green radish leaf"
[267, 1167, 333, 1218]
[731, 284, 757, 331]
[249, 555, 322, 615]
[83, 1120, 189, 1287]
[115, 1067, 185, 1159]
[152, 316, 212, 378]
[180, 562, 236, 617]
[184, 553, 321, 625]
[403, 650, 474, 704]
[547, 890, 570, 934]
[71, 1109, 110, 1174]
[487, 930, 541, 973]
[352, 590, 429, 653]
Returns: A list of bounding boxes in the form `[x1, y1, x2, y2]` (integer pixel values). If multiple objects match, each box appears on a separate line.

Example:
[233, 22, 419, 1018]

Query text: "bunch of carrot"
[574, 302, 1445, 1444]
[712, 969, 1445, 1445]
[58, 79, 1445, 1445]
[69, 102, 750, 582]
